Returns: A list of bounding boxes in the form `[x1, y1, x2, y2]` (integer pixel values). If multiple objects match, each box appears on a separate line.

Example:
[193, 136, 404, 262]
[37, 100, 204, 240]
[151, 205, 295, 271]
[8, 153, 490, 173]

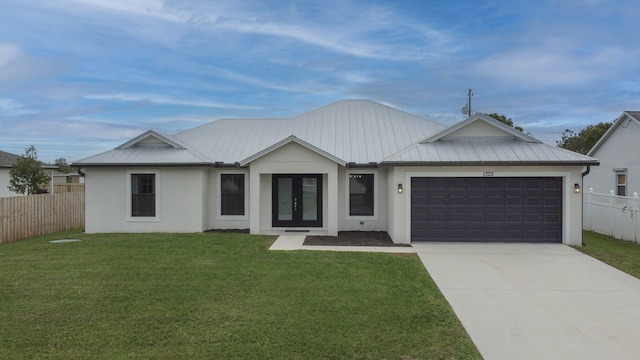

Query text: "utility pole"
[461, 88, 473, 117]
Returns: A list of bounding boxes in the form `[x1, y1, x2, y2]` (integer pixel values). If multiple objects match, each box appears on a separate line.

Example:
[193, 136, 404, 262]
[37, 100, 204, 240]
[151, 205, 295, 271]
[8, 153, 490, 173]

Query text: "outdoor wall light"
[574, 183, 581, 193]
[398, 184, 403, 193]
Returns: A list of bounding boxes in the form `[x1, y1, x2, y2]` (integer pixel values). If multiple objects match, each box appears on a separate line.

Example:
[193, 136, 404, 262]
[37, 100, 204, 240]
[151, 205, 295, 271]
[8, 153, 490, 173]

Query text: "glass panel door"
[272, 174, 322, 227]
[277, 177, 293, 221]
[301, 177, 318, 221]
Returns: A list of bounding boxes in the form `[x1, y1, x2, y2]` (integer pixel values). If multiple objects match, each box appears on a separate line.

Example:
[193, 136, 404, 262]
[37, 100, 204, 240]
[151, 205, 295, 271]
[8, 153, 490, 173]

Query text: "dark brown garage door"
[411, 177, 562, 243]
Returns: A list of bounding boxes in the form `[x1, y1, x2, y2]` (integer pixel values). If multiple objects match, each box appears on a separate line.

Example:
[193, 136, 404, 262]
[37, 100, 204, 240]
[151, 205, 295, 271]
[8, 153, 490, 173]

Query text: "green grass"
[578, 231, 640, 279]
[0, 230, 480, 360]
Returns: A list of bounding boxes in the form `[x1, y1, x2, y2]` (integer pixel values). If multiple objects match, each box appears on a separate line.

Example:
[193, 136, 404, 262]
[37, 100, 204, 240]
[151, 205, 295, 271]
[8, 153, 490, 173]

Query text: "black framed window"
[221, 174, 245, 216]
[349, 173, 374, 216]
[131, 173, 155, 217]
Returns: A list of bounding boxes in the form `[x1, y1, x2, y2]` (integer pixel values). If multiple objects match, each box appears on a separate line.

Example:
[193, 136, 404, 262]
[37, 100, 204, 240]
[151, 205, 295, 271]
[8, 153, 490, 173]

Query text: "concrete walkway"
[413, 243, 640, 360]
[269, 234, 415, 253]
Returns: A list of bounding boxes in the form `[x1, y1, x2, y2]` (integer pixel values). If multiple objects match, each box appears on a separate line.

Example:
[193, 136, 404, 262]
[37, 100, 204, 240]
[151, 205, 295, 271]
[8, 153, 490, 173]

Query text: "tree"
[54, 157, 74, 175]
[486, 113, 524, 132]
[8, 145, 51, 195]
[556, 122, 612, 155]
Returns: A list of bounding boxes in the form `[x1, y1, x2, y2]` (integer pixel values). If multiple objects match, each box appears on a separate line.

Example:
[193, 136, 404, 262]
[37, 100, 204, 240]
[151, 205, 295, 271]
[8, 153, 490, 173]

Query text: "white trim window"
[218, 172, 248, 219]
[615, 171, 627, 196]
[346, 170, 378, 220]
[126, 170, 160, 221]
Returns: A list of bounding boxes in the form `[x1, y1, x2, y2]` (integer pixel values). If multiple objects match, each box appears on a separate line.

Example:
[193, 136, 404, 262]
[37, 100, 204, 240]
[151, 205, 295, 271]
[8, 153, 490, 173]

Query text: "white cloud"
[0, 43, 22, 67]
[470, 43, 624, 87]
[85, 93, 261, 110]
[0, 42, 66, 87]
[63, 0, 188, 22]
[0, 98, 36, 116]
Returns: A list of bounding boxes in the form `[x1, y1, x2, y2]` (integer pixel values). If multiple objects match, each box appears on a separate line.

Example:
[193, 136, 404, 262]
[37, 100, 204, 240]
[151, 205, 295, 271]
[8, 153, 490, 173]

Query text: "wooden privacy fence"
[53, 183, 85, 193]
[0, 192, 84, 244]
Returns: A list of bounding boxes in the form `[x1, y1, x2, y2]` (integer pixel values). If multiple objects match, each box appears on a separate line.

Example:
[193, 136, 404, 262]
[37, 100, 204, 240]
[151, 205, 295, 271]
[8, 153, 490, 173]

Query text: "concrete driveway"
[413, 243, 640, 360]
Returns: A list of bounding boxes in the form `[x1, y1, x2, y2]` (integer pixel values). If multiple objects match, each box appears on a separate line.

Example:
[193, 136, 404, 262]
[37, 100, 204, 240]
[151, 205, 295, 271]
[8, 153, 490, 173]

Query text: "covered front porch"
[245, 138, 342, 236]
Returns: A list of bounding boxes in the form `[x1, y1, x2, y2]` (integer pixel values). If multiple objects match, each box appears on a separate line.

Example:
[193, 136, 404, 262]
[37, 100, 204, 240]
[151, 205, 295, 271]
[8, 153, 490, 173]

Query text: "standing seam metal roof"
[73, 99, 598, 166]
[172, 99, 447, 164]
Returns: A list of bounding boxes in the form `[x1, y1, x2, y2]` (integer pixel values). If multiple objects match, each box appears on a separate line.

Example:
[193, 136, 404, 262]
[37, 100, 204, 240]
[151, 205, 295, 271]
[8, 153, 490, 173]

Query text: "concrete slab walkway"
[269, 234, 416, 253]
[413, 243, 640, 360]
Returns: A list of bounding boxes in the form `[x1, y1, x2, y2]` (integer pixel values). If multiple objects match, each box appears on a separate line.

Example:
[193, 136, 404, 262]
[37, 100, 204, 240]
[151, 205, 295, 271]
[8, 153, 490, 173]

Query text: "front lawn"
[0, 230, 480, 359]
[579, 231, 640, 279]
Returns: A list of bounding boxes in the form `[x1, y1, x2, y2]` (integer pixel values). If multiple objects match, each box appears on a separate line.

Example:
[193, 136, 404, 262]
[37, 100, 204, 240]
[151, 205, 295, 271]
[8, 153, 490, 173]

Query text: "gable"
[422, 114, 539, 144]
[136, 136, 174, 148]
[117, 130, 187, 150]
[256, 142, 331, 163]
[240, 136, 346, 166]
[588, 111, 640, 157]
[440, 120, 517, 140]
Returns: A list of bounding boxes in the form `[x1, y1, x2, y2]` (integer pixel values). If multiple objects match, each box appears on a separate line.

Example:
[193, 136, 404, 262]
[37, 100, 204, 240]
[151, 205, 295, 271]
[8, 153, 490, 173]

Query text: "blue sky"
[1, 0, 639, 163]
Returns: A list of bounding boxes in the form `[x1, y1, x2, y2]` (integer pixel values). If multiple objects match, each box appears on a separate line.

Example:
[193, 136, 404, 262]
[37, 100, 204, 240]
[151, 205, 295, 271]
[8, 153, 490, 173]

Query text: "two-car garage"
[410, 177, 563, 243]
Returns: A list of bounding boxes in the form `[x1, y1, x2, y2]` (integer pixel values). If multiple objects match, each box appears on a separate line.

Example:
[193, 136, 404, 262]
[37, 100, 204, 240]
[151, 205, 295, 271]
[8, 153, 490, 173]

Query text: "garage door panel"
[411, 177, 562, 243]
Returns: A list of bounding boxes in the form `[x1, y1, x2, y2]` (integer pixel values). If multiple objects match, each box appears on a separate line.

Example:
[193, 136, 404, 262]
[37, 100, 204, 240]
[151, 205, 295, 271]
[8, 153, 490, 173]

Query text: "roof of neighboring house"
[51, 171, 82, 177]
[0, 149, 57, 169]
[0, 150, 20, 168]
[587, 111, 640, 156]
[74, 99, 598, 167]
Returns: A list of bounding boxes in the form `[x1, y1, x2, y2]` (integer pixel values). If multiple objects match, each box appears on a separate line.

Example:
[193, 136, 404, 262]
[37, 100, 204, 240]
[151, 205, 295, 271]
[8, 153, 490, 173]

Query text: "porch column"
[327, 165, 338, 236]
[249, 169, 261, 234]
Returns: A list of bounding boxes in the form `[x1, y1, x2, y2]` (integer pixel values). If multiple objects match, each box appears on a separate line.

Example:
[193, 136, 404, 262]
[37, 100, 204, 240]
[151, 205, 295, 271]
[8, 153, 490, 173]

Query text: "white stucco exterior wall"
[84, 167, 207, 233]
[387, 166, 586, 246]
[0, 168, 20, 198]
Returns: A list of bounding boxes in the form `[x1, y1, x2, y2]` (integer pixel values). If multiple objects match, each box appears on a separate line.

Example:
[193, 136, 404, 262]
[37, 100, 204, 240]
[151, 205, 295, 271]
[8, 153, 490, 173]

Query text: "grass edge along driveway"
[0, 230, 481, 360]
[578, 231, 640, 279]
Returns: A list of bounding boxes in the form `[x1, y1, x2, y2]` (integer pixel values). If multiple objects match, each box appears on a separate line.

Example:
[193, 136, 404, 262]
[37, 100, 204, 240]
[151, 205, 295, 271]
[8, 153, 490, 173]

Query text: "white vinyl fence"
[583, 189, 640, 243]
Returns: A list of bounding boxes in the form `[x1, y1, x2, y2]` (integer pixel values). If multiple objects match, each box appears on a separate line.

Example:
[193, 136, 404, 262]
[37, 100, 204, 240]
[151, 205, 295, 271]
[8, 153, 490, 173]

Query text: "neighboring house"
[0, 150, 21, 197]
[52, 171, 84, 184]
[74, 100, 597, 245]
[584, 111, 640, 196]
[0, 150, 57, 197]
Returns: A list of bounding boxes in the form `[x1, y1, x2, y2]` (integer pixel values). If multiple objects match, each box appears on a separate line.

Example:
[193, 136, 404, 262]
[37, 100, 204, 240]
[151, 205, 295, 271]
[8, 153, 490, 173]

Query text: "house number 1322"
[483, 171, 494, 177]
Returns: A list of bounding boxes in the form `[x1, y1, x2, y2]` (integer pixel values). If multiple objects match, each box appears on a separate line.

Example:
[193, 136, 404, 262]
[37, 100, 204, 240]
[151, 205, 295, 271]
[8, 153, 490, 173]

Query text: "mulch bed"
[205, 229, 250, 233]
[304, 231, 411, 247]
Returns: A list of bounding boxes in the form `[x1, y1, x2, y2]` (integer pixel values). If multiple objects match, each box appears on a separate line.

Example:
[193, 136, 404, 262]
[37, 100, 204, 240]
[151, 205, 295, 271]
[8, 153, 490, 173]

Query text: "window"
[349, 173, 374, 216]
[616, 172, 626, 196]
[131, 173, 156, 217]
[221, 174, 245, 216]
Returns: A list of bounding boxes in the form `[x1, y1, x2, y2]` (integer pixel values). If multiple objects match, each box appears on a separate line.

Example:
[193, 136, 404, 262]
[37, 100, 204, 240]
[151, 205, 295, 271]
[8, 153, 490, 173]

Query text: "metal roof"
[74, 99, 598, 167]
[73, 147, 211, 166]
[382, 140, 598, 165]
[172, 99, 447, 164]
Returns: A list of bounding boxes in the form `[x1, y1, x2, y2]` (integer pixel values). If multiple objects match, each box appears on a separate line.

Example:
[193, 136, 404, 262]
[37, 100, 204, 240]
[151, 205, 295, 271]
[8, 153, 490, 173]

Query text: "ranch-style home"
[74, 100, 598, 245]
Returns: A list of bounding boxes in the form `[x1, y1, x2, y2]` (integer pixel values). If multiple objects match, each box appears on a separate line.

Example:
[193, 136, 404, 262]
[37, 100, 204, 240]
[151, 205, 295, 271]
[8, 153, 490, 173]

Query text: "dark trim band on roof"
[71, 162, 214, 167]
[346, 162, 379, 168]
[380, 160, 600, 167]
